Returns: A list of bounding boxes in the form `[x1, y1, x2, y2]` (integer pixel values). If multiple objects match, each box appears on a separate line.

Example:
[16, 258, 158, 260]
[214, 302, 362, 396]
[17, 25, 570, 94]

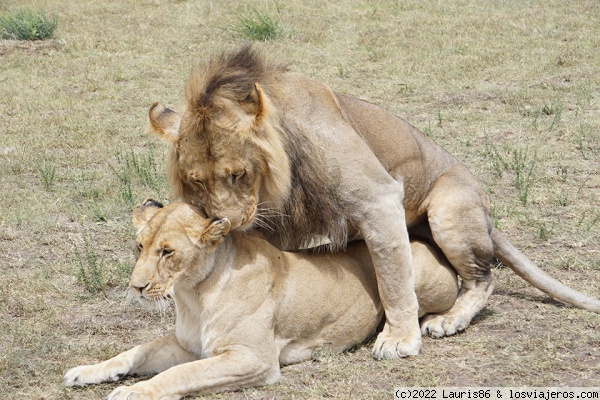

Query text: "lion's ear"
[240, 83, 272, 123]
[197, 218, 231, 246]
[133, 199, 164, 232]
[147, 102, 181, 143]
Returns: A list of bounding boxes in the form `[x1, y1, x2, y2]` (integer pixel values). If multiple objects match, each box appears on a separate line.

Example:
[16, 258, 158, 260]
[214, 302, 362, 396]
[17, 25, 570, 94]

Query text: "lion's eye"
[193, 180, 206, 191]
[137, 243, 143, 252]
[161, 248, 174, 258]
[230, 170, 245, 185]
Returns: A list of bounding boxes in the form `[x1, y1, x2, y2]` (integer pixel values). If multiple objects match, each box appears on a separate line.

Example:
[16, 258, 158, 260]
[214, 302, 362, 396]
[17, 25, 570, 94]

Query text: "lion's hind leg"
[419, 166, 497, 337]
[420, 273, 496, 337]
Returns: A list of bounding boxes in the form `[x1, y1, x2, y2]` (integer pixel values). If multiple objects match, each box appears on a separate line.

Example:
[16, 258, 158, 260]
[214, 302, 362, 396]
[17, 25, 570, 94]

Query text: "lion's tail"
[492, 228, 600, 313]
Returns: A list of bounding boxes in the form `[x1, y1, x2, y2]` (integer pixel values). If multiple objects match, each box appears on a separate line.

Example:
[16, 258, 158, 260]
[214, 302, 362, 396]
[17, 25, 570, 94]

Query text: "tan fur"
[147, 46, 600, 359]
[64, 201, 458, 399]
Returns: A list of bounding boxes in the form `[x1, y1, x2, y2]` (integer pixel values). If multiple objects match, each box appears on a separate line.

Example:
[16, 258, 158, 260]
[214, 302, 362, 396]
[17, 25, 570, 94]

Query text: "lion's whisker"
[253, 216, 275, 232]
[256, 201, 276, 208]
[259, 212, 289, 219]
[257, 206, 289, 218]
[256, 212, 277, 221]
[257, 203, 289, 215]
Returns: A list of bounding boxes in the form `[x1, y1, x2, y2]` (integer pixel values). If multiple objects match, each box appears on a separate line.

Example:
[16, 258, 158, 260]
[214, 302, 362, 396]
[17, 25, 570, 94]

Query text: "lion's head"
[147, 47, 291, 232]
[130, 199, 231, 308]
[147, 46, 348, 250]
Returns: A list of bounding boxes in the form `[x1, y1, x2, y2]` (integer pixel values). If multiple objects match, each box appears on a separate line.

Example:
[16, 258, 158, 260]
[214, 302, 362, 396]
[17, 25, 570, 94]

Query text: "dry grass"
[0, 0, 599, 398]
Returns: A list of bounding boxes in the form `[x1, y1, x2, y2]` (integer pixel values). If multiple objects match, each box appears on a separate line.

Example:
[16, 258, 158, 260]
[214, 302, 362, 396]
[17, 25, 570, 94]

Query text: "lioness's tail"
[492, 228, 600, 313]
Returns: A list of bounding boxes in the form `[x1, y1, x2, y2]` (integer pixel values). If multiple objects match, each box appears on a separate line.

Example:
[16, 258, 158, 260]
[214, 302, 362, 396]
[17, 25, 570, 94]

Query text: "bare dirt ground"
[1, 0, 598, 399]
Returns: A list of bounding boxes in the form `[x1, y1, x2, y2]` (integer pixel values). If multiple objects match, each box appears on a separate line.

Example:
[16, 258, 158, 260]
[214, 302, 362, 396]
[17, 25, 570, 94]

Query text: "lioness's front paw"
[371, 330, 422, 360]
[108, 383, 178, 400]
[64, 362, 128, 387]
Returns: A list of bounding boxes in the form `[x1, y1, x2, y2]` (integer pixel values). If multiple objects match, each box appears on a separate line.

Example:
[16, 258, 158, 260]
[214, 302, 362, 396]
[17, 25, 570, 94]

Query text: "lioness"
[64, 200, 458, 399]
[147, 46, 600, 359]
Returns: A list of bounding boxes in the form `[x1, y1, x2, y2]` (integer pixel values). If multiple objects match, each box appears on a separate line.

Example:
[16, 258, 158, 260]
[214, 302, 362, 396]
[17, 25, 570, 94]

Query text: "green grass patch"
[234, 8, 283, 41]
[0, 8, 57, 41]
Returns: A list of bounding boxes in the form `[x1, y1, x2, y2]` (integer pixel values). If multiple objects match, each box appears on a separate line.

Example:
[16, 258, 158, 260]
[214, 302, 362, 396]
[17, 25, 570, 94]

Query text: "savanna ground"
[1, 0, 599, 398]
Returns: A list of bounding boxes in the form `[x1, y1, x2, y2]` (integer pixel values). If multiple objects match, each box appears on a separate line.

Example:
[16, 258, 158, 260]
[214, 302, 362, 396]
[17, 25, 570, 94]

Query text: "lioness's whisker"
[121, 289, 135, 308]
[153, 296, 175, 321]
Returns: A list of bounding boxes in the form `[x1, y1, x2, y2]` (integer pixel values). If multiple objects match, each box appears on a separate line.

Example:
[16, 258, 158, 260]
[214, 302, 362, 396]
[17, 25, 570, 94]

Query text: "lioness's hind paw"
[371, 331, 422, 360]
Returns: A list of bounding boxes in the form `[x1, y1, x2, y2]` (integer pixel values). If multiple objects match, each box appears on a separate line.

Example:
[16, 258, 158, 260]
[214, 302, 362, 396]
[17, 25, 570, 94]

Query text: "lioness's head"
[147, 46, 291, 231]
[130, 199, 231, 308]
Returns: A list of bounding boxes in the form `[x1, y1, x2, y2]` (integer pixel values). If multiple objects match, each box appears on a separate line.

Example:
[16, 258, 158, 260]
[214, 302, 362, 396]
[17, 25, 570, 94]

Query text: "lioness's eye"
[161, 248, 174, 258]
[137, 243, 143, 252]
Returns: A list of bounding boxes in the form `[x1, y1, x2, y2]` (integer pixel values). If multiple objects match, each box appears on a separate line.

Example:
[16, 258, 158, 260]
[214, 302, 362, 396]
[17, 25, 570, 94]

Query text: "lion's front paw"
[420, 312, 468, 338]
[108, 383, 179, 400]
[371, 330, 422, 360]
[64, 361, 128, 387]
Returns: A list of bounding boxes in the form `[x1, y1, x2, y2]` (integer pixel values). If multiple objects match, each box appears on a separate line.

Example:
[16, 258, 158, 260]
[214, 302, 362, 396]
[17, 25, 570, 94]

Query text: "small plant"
[337, 64, 348, 78]
[74, 234, 106, 295]
[92, 201, 107, 223]
[512, 146, 537, 206]
[422, 120, 434, 138]
[540, 103, 555, 116]
[490, 203, 501, 229]
[575, 84, 592, 117]
[557, 195, 568, 207]
[537, 220, 553, 240]
[522, 101, 563, 131]
[112, 147, 162, 190]
[579, 210, 600, 232]
[110, 146, 165, 207]
[574, 124, 592, 160]
[483, 140, 509, 177]
[0, 8, 57, 41]
[120, 181, 135, 208]
[557, 165, 568, 182]
[131, 147, 160, 190]
[235, 8, 283, 41]
[36, 160, 56, 191]
[483, 138, 539, 206]
[548, 102, 562, 131]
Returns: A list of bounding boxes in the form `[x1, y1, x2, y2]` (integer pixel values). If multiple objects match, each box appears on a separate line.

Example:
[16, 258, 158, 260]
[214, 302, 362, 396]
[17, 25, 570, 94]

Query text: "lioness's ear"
[133, 198, 164, 232]
[199, 218, 232, 246]
[240, 83, 272, 123]
[147, 102, 181, 143]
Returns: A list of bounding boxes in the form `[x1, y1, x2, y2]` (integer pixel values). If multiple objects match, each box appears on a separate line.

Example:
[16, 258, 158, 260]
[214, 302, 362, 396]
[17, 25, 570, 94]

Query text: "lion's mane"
[168, 46, 349, 250]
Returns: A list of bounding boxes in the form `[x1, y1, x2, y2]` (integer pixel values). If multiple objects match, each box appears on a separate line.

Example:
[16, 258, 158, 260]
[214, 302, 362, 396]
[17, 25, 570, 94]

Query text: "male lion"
[64, 200, 459, 399]
[147, 46, 600, 359]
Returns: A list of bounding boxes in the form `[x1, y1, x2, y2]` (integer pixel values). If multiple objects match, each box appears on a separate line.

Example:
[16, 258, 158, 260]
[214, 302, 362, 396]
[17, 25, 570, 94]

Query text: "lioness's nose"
[130, 282, 150, 294]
